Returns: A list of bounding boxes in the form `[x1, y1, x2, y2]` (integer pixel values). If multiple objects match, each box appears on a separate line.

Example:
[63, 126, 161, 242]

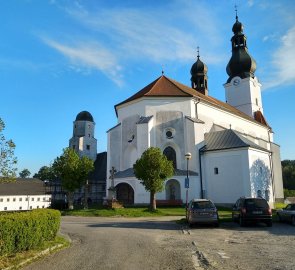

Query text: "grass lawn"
[61, 206, 186, 217]
[0, 236, 69, 270]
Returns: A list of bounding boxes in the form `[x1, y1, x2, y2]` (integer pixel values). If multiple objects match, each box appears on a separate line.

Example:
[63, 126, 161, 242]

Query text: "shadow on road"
[87, 220, 182, 230]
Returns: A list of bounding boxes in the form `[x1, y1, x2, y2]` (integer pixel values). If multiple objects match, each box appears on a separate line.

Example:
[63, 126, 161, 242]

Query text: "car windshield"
[192, 201, 215, 209]
[245, 199, 268, 208]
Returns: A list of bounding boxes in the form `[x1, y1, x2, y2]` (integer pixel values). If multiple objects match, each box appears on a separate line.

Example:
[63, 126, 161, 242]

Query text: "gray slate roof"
[137, 115, 153, 124]
[89, 152, 107, 182]
[202, 129, 268, 152]
[0, 179, 46, 196]
[114, 168, 198, 179]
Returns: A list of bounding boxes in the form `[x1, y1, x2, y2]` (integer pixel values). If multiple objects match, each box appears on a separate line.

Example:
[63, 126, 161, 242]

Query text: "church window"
[7, 198, 10, 202]
[19, 206, 22, 210]
[214, 167, 219, 175]
[0, 199, 2, 202]
[19, 198, 22, 201]
[260, 167, 262, 174]
[256, 98, 258, 106]
[166, 130, 173, 139]
[88, 124, 91, 129]
[74, 125, 76, 128]
[31, 198, 34, 201]
[4, 207, 7, 211]
[13, 198, 16, 202]
[87, 145, 90, 150]
[163, 146, 177, 169]
[88, 134, 90, 137]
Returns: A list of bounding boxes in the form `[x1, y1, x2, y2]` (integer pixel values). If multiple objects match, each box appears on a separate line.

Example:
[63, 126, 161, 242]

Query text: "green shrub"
[0, 209, 60, 256]
[284, 189, 295, 198]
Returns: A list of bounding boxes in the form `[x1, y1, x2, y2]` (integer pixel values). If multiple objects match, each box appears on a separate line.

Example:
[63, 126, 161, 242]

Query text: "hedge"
[0, 209, 60, 256]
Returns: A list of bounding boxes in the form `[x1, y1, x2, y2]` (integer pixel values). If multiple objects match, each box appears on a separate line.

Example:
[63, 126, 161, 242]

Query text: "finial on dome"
[235, 4, 238, 21]
[161, 64, 164, 75]
[197, 46, 200, 59]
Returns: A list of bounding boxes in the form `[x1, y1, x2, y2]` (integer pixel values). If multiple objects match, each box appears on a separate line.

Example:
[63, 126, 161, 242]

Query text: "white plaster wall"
[197, 102, 270, 143]
[248, 148, 274, 207]
[117, 98, 193, 122]
[224, 76, 263, 116]
[114, 175, 200, 204]
[0, 195, 51, 211]
[202, 149, 250, 204]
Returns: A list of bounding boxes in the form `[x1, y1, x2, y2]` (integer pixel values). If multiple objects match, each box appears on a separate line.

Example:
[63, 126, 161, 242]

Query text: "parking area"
[182, 221, 295, 270]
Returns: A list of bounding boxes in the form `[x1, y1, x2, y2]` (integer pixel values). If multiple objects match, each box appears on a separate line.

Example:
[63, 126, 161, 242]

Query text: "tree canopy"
[0, 118, 17, 181]
[282, 160, 295, 190]
[33, 165, 55, 181]
[133, 147, 174, 211]
[52, 148, 94, 209]
[19, 168, 31, 178]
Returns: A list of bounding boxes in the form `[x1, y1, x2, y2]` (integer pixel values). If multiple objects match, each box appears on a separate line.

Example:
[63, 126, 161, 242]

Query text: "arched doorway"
[116, 183, 134, 205]
[163, 146, 177, 169]
[165, 179, 180, 201]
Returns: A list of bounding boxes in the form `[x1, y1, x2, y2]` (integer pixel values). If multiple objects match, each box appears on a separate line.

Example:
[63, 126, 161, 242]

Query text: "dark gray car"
[277, 203, 295, 226]
[187, 199, 219, 227]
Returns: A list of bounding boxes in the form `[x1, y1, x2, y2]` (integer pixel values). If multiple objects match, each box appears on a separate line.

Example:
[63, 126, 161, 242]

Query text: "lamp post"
[185, 152, 192, 217]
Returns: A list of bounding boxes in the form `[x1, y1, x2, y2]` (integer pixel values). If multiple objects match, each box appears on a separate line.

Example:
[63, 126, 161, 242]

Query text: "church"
[106, 14, 284, 207]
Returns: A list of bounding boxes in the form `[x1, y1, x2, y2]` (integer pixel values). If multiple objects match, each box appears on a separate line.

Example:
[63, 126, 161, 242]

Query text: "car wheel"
[291, 216, 295, 226]
[232, 213, 236, 223]
[266, 220, 272, 227]
[277, 213, 282, 222]
[239, 215, 245, 227]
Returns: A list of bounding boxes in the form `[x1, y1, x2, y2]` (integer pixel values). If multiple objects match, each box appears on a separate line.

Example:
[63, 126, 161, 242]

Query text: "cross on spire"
[197, 46, 200, 58]
[235, 4, 238, 20]
[161, 64, 164, 75]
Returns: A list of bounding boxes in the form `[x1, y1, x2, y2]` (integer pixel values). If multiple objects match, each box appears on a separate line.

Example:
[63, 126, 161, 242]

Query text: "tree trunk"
[150, 191, 156, 211]
[68, 191, 74, 210]
[84, 180, 89, 209]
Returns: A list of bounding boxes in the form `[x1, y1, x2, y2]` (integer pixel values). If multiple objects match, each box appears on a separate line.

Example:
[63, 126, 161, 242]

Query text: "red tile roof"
[115, 75, 270, 128]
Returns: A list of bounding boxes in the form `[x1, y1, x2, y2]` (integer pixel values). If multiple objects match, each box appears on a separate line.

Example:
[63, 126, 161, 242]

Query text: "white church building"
[106, 14, 284, 207]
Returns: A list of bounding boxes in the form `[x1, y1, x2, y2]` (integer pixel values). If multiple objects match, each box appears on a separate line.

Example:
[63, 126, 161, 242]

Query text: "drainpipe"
[267, 128, 275, 204]
[198, 146, 205, 199]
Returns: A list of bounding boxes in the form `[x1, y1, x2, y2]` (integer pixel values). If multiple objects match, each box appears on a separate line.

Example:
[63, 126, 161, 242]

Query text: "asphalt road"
[23, 216, 195, 270]
[23, 216, 295, 270]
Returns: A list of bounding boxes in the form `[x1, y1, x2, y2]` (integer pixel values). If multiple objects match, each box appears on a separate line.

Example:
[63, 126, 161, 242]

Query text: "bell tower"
[69, 111, 97, 160]
[190, 47, 209, 96]
[224, 10, 264, 119]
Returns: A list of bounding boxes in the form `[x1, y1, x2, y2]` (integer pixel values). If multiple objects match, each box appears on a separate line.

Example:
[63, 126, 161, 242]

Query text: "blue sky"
[0, 0, 295, 175]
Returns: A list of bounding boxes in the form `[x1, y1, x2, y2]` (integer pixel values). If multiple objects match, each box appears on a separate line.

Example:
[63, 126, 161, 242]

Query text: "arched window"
[163, 146, 177, 169]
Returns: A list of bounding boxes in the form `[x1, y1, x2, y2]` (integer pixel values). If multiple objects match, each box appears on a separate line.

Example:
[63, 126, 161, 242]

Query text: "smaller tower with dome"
[69, 111, 97, 160]
[190, 47, 208, 96]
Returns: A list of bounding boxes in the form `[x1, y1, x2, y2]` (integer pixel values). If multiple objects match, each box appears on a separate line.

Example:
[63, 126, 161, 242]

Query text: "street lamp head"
[185, 152, 192, 160]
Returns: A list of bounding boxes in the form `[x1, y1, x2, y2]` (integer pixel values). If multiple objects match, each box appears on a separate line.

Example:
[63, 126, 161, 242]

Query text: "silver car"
[277, 203, 295, 226]
[187, 199, 219, 227]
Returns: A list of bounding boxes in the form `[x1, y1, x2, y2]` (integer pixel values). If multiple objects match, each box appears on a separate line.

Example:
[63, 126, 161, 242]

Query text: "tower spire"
[190, 47, 208, 96]
[226, 12, 256, 83]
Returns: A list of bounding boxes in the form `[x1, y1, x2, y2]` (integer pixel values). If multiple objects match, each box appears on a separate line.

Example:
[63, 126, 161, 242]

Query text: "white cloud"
[42, 38, 124, 86]
[263, 26, 295, 90]
[65, 3, 225, 65]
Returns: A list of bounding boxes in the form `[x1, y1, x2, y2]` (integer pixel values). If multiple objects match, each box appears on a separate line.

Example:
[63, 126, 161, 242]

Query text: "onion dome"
[190, 48, 208, 96]
[226, 15, 257, 83]
[75, 111, 94, 122]
[232, 16, 243, 33]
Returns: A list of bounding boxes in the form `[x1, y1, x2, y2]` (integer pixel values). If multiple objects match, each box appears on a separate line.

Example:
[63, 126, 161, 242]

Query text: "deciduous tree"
[19, 168, 31, 178]
[133, 147, 174, 211]
[0, 118, 17, 181]
[33, 165, 55, 181]
[52, 148, 94, 209]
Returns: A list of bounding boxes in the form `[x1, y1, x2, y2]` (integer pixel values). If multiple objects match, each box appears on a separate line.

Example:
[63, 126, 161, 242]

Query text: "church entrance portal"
[116, 183, 134, 205]
[165, 179, 180, 201]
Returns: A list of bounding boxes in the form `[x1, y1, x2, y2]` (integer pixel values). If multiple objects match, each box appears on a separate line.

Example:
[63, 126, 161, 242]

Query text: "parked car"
[232, 197, 272, 227]
[277, 204, 295, 226]
[187, 199, 219, 227]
